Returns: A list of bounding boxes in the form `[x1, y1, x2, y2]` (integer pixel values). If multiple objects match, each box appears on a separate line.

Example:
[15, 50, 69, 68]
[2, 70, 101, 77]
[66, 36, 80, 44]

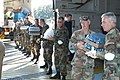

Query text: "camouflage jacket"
[54, 26, 69, 49]
[42, 24, 49, 48]
[41, 24, 49, 36]
[96, 28, 119, 58]
[70, 29, 94, 51]
[96, 27, 120, 76]
[70, 29, 94, 67]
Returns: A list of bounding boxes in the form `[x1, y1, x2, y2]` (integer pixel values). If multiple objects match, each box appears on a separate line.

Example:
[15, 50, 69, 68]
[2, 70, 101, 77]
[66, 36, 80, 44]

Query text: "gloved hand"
[85, 47, 97, 58]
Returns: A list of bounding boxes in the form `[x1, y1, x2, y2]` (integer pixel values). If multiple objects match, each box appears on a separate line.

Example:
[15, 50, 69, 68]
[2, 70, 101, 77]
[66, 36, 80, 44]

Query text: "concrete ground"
[1, 40, 72, 80]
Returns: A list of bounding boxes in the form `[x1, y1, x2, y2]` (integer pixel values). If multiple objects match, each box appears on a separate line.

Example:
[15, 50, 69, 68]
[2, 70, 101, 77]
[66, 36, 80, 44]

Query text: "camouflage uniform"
[14, 26, 19, 48]
[24, 29, 31, 57]
[41, 24, 49, 66]
[18, 23, 24, 49]
[71, 29, 94, 80]
[31, 25, 42, 63]
[96, 28, 120, 80]
[43, 40, 54, 66]
[14, 23, 23, 48]
[23, 20, 32, 56]
[54, 26, 69, 76]
[41, 24, 49, 36]
[20, 28, 25, 50]
[21, 20, 32, 51]
[42, 39, 54, 74]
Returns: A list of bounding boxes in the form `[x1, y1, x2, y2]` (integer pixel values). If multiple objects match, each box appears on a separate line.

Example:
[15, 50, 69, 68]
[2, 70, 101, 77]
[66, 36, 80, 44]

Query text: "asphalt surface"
[1, 40, 71, 80]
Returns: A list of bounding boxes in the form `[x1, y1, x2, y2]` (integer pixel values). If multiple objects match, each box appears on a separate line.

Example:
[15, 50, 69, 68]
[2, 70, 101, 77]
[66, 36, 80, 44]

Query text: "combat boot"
[15, 45, 19, 49]
[31, 56, 36, 61]
[31, 52, 36, 61]
[35, 53, 40, 64]
[46, 67, 52, 75]
[50, 71, 60, 79]
[61, 75, 66, 80]
[40, 62, 48, 68]
[26, 51, 31, 58]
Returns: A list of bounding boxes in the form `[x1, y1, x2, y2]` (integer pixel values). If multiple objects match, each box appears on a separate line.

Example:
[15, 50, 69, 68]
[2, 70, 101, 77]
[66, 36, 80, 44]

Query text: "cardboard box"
[84, 39, 104, 48]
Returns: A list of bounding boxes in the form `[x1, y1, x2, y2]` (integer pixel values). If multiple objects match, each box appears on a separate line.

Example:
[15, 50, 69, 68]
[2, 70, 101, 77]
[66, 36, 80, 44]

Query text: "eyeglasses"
[58, 21, 62, 23]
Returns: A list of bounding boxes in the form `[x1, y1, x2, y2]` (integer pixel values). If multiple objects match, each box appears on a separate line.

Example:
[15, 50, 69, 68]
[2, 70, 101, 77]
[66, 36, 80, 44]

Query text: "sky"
[31, 0, 53, 9]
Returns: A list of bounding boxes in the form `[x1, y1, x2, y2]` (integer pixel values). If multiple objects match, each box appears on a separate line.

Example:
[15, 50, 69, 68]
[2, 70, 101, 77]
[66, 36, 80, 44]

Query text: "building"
[54, 0, 120, 32]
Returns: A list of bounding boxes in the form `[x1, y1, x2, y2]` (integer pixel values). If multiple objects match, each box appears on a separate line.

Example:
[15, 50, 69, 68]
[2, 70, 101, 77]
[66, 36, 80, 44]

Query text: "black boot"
[46, 67, 52, 75]
[61, 75, 66, 80]
[50, 71, 60, 79]
[26, 51, 31, 58]
[31, 52, 36, 61]
[19, 47, 23, 51]
[15, 45, 19, 49]
[34, 53, 40, 64]
[40, 62, 48, 68]
[34, 61, 37, 64]
[31, 56, 36, 61]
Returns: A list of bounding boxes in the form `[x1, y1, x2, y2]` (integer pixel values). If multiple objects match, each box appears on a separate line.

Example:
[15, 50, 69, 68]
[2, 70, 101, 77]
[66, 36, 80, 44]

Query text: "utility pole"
[53, 0, 57, 29]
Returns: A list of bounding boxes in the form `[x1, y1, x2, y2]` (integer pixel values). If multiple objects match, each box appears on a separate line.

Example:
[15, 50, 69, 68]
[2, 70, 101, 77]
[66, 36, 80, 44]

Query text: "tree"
[33, 5, 53, 19]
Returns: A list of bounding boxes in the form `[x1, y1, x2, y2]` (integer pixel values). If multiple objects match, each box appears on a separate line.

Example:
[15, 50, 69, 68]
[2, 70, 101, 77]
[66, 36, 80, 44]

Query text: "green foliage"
[33, 5, 53, 19]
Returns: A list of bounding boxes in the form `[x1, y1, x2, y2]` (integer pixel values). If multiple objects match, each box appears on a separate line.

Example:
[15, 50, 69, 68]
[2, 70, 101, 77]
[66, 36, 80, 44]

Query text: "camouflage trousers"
[103, 63, 120, 80]
[54, 48, 68, 76]
[14, 34, 20, 47]
[71, 53, 94, 80]
[71, 63, 94, 80]
[43, 47, 53, 67]
[31, 43, 41, 61]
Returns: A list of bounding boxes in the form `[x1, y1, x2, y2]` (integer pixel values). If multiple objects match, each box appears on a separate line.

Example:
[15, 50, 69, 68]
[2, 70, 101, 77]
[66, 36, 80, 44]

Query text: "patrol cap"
[79, 16, 89, 22]
[65, 14, 72, 17]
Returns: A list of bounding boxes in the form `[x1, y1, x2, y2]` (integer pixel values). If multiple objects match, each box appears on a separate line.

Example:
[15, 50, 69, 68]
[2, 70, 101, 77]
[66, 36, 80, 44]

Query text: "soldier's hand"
[76, 42, 84, 50]
[36, 38, 40, 43]
[85, 47, 97, 58]
[48, 35, 54, 41]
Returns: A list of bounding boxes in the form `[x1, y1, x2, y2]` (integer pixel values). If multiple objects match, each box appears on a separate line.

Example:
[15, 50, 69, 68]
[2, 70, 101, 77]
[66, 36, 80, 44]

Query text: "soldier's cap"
[65, 14, 72, 17]
[79, 16, 89, 22]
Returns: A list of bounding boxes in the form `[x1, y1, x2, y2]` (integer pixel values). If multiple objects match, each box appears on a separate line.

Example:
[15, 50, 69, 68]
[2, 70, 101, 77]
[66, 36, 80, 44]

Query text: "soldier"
[14, 18, 24, 49]
[23, 16, 32, 57]
[86, 12, 120, 80]
[64, 14, 72, 39]
[30, 19, 42, 64]
[42, 28, 54, 75]
[48, 17, 69, 80]
[24, 16, 32, 26]
[40, 20, 54, 75]
[71, 16, 94, 80]
[18, 19, 25, 51]
[64, 14, 74, 62]
[39, 19, 49, 68]
[0, 41, 5, 79]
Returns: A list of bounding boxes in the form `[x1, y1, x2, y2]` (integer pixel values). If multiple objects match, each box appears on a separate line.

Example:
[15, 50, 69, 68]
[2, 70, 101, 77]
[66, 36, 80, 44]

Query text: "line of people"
[13, 11, 120, 80]
[13, 15, 71, 80]
[70, 12, 120, 80]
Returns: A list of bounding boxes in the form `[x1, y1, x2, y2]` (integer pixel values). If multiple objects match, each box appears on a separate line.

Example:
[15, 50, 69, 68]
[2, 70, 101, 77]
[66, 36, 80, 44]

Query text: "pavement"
[1, 40, 72, 80]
